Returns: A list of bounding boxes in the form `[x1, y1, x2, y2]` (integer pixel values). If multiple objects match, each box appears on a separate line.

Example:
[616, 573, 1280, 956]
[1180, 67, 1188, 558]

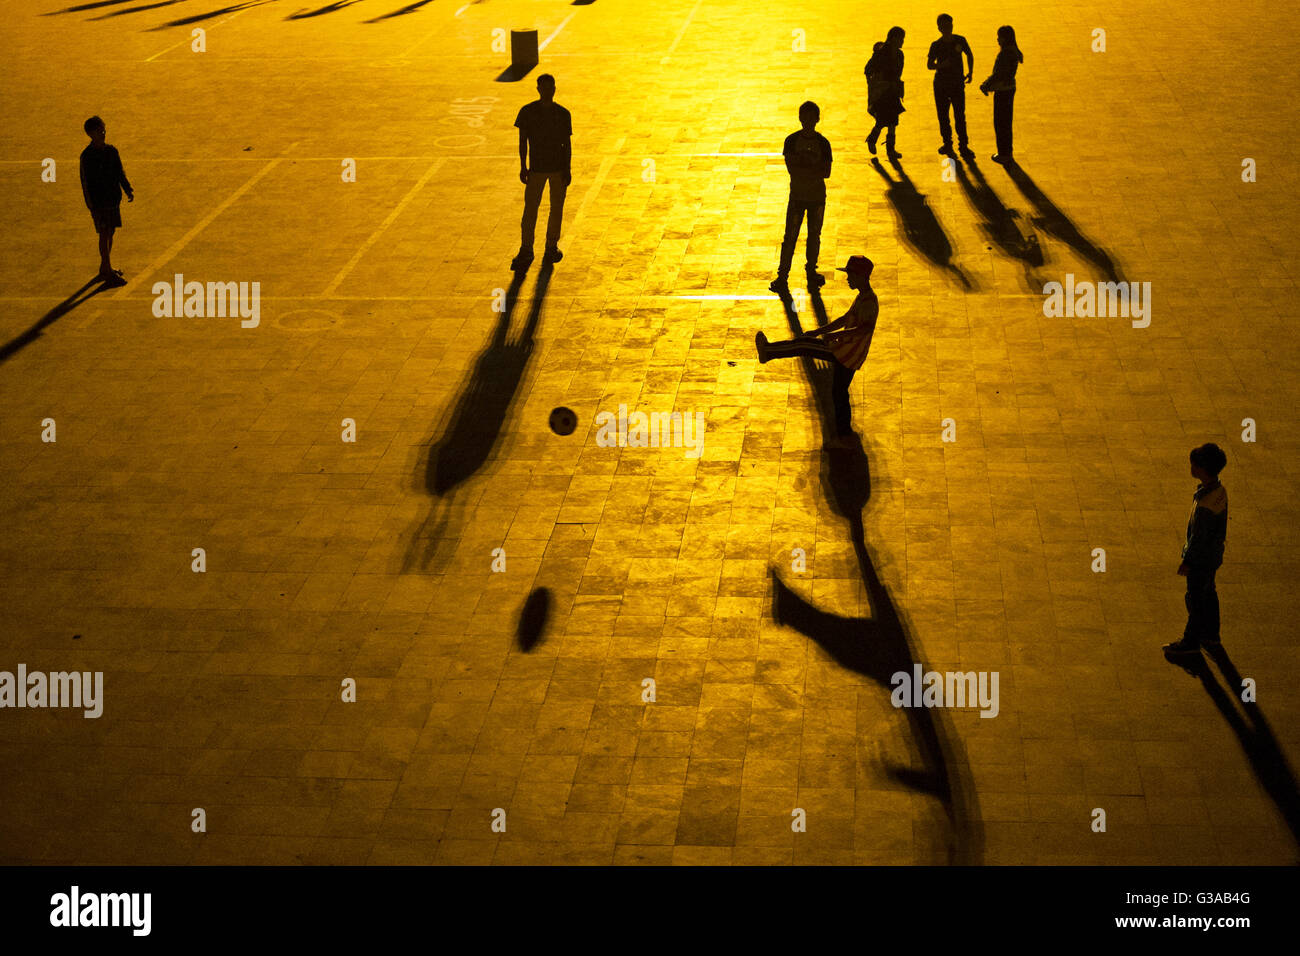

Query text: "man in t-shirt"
[512, 74, 572, 271]
[756, 255, 878, 444]
[79, 115, 134, 285]
[927, 14, 974, 159]
[770, 101, 833, 296]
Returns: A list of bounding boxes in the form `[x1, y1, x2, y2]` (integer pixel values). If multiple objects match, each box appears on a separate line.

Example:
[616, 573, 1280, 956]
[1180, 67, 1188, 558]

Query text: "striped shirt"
[827, 290, 879, 371]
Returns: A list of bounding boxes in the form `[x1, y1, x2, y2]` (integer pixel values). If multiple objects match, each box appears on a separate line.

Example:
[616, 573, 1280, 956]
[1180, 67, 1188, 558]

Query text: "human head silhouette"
[837, 255, 874, 290]
[798, 101, 820, 130]
[887, 26, 905, 48]
[83, 115, 106, 145]
[937, 14, 953, 35]
[537, 74, 556, 103]
[1189, 443, 1227, 483]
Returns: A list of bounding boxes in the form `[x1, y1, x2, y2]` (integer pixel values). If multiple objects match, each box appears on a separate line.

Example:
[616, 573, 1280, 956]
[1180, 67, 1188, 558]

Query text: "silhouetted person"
[756, 256, 878, 444]
[1165, 443, 1229, 656]
[979, 26, 1023, 165]
[79, 116, 133, 286]
[865, 27, 906, 159]
[928, 14, 974, 159]
[512, 74, 571, 271]
[770, 101, 832, 296]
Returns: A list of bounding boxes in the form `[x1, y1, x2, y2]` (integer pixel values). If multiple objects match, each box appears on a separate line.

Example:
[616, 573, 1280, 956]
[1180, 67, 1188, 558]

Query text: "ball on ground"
[548, 406, 577, 436]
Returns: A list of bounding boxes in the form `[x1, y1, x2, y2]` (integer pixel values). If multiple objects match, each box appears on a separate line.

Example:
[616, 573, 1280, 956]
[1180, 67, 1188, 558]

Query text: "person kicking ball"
[756, 255, 879, 445]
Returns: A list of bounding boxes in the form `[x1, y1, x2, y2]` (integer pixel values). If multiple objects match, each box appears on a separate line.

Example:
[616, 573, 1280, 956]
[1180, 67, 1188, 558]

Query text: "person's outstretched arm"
[806, 307, 854, 336]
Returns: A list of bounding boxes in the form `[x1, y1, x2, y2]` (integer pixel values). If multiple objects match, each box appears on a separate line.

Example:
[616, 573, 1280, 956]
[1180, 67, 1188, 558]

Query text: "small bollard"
[511, 29, 539, 71]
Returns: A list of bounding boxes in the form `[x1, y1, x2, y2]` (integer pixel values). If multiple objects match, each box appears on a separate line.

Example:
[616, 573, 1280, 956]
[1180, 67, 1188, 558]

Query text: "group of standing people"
[866, 15, 1024, 163]
[755, 17, 1026, 451]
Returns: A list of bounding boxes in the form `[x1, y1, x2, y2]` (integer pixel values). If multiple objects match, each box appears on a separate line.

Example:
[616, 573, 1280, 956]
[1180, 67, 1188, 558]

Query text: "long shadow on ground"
[401, 266, 550, 572]
[953, 157, 1043, 290]
[0, 279, 111, 366]
[767, 287, 984, 864]
[871, 158, 973, 289]
[1167, 645, 1300, 856]
[1004, 163, 1125, 283]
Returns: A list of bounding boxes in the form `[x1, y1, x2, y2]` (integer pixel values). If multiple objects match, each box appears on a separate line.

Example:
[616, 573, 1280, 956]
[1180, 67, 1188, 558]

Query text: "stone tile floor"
[0, 0, 1296, 864]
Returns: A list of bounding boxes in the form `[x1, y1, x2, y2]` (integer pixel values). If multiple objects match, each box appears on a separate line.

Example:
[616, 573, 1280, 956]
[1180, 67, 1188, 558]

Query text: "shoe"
[1162, 640, 1201, 656]
[958, 145, 975, 160]
[543, 246, 563, 264]
[511, 250, 534, 271]
[755, 331, 770, 363]
[938, 144, 954, 156]
[866, 136, 877, 155]
[807, 272, 825, 288]
[768, 277, 790, 296]
[886, 149, 902, 160]
[991, 154, 1014, 165]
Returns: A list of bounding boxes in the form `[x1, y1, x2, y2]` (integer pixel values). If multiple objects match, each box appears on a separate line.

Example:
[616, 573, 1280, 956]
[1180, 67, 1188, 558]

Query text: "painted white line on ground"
[539, 12, 577, 52]
[455, 4, 469, 16]
[111, 157, 287, 301]
[321, 158, 446, 297]
[566, 138, 623, 230]
[663, 0, 703, 60]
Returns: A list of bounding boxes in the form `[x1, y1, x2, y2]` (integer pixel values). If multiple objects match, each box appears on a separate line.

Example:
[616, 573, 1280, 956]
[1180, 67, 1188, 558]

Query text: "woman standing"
[865, 27, 906, 159]
[979, 25, 1023, 164]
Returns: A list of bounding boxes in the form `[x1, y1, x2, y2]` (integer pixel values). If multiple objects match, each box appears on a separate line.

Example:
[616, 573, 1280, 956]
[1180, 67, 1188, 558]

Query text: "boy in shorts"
[79, 116, 134, 286]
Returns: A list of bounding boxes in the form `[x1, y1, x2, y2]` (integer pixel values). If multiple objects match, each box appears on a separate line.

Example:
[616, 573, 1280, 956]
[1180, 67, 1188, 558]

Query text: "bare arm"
[518, 128, 528, 182]
[806, 312, 850, 336]
[117, 151, 133, 199]
[963, 38, 974, 82]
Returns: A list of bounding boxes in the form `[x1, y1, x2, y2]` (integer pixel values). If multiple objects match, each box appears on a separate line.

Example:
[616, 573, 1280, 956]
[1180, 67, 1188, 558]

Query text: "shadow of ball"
[548, 407, 577, 436]
[516, 587, 552, 652]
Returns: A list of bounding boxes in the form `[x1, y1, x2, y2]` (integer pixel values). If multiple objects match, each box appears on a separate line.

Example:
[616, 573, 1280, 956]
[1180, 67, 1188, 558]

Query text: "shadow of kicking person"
[756, 256, 878, 447]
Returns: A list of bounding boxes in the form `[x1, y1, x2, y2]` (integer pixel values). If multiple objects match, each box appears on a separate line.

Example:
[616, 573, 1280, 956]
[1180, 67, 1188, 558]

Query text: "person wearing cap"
[755, 255, 879, 442]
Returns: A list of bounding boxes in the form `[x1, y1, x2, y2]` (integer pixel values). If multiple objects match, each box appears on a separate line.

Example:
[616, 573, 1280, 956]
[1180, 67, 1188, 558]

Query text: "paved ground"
[1, 0, 1297, 865]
